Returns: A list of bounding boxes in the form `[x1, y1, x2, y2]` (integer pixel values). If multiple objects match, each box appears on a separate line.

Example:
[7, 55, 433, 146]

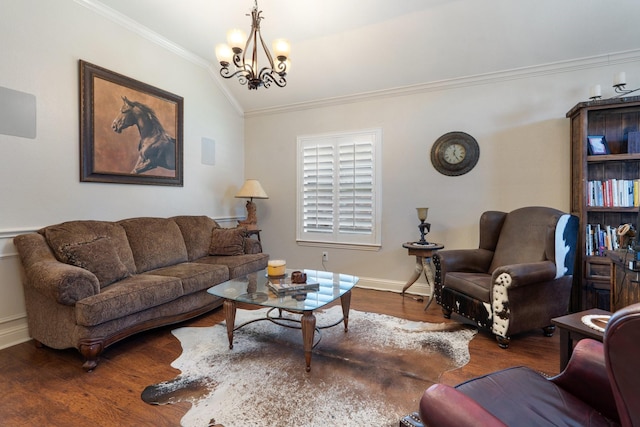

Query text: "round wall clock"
[430, 131, 480, 176]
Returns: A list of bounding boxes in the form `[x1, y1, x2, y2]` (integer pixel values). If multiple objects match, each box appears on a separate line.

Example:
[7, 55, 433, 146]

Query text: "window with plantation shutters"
[297, 129, 382, 248]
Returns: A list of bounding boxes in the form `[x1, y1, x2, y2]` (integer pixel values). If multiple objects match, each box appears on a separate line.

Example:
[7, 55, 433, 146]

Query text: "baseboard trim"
[0, 321, 30, 350]
[356, 276, 430, 296]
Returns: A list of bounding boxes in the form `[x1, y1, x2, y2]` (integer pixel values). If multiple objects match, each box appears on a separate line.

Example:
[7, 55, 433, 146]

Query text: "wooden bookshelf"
[567, 96, 640, 311]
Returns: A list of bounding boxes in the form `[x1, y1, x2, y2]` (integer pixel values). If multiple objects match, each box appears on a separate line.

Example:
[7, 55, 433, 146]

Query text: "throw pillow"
[209, 227, 247, 256]
[61, 237, 130, 288]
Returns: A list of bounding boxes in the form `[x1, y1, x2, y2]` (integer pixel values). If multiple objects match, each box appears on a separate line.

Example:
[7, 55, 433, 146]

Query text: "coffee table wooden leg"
[223, 299, 236, 350]
[301, 310, 316, 372]
[340, 290, 352, 332]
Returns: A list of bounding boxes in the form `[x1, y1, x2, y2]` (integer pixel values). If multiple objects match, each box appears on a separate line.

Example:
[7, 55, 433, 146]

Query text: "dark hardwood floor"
[0, 288, 560, 426]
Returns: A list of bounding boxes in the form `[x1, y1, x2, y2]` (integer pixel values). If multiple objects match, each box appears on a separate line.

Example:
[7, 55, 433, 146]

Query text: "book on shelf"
[586, 223, 620, 256]
[267, 279, 320, 296]
[587, 179, 640, 208]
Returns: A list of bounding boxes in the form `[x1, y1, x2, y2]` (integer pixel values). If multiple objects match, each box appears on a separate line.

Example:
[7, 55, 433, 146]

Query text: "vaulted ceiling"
[90, 0, 640, 114]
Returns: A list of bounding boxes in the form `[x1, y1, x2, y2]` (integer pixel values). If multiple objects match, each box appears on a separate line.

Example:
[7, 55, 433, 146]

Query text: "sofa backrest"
[118, 217, 188, 273]
[40, 220, 137, 275]
[39, 215, 229, 277]
[172, 215, 220, 261]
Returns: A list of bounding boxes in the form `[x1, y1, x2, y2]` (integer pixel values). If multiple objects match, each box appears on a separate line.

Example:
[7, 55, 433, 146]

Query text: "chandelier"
[215, 1, 290, 90]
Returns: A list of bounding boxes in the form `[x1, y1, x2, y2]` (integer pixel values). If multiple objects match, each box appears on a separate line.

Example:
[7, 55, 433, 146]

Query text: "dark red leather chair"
[418, 302, 640, 427]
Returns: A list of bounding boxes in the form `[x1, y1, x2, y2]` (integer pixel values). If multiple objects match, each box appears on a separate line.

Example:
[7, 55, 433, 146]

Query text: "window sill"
[296, 240, 381, 251]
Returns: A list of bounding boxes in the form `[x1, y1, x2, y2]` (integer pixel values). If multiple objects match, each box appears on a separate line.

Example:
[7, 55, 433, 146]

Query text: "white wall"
[0, 0, 245, 348]
[245, 57, 640, 293]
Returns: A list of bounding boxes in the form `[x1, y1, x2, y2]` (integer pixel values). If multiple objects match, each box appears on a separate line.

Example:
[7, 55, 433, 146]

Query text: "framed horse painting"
[79, 60, 184, 186]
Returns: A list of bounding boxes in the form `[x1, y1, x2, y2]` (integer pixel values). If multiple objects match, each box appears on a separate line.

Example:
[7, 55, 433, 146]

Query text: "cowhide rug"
[142, 306, 477, 427]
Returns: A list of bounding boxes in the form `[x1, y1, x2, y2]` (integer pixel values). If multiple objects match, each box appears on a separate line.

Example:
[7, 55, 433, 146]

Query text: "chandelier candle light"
[215, 0, 290, 90]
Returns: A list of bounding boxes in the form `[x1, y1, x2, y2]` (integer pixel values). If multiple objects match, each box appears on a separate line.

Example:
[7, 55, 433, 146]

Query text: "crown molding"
[74, 0, 244, 117]
[245, 49, 640, 118]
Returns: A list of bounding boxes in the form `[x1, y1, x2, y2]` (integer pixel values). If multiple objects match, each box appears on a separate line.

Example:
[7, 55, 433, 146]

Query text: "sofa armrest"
[14, 233, 100, 305]
[419, 384, 507, 427]
[244, 238, 262, 254]
[491, 261, 557, 288]
[550, 339, 619, 422]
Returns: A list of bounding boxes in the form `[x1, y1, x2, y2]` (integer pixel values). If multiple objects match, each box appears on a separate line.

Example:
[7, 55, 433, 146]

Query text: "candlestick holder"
[416, 207, 431, 245]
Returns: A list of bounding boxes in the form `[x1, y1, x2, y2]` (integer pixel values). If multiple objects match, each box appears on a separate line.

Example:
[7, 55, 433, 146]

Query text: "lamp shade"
[235, 179, 268, 199]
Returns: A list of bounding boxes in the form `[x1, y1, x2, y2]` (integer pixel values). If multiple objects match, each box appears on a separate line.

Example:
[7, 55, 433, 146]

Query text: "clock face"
[430, 132, 479, 176]
[443, 143, 466, 165]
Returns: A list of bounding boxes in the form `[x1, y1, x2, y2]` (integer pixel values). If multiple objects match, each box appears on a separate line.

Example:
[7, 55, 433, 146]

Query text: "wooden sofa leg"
[79, 339, 105, 372]
[542, 325, 555, 337]
[33, 339, 44, 348]
[496, 335, 510, 349]
[442, 307, 452, 319]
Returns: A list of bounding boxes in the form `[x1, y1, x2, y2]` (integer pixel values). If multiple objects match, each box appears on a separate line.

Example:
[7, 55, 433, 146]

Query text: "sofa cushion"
[41, 220, 136, 275]
[145, 262, 229, 294]
[209, 227, 247, 256]
[61, 237, 129, 288]
[196, 253, 269, 278]
[119, 217, 188, 273]
[172, 216, 220, 261]
[75, 274, 183, 327]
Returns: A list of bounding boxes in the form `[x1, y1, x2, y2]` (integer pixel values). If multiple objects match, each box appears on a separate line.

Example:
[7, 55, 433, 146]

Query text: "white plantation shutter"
[302, 144, 334, 233]
[338, 141, 374, 235]
[297, 129, 381, 248]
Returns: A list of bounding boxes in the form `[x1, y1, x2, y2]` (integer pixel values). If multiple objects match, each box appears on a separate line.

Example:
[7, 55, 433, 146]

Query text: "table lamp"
[235, 179, 268, 230]
[416, 207, 430, 244]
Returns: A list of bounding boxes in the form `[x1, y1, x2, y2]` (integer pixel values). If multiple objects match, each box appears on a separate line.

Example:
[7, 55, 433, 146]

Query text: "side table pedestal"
[401, 242, 444, 311]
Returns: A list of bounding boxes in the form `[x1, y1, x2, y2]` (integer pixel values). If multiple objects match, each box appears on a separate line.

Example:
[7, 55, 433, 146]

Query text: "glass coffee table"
[207, 268, 359, 372]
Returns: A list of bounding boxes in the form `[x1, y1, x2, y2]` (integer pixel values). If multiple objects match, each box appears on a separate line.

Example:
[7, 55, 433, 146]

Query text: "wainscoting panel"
[0, 230, 31, 349]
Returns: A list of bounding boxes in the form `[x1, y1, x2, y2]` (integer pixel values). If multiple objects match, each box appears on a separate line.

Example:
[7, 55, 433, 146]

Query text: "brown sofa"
[13, 215, 268, 371]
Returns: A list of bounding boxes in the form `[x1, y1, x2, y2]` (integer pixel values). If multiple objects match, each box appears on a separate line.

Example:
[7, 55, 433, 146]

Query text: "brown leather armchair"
[433, 206, 579, 348]
[418, 302, 640, 427]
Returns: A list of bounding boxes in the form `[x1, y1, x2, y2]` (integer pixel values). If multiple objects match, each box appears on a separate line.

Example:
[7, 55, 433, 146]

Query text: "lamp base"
[238, 199, 259, 230]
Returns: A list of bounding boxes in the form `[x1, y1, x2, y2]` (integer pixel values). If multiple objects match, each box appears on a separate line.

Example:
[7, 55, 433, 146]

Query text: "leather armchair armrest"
[491, 261, 556, 288]
[419, 384, 507, 427]
[550, 339, 619, 422]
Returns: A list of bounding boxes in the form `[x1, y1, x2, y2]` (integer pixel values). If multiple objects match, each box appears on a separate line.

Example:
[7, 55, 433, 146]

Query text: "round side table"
[401, 242, 444, 310]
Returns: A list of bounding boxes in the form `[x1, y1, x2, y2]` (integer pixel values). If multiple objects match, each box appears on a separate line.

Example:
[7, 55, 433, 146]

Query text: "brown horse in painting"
[111, 96, 176, 174]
